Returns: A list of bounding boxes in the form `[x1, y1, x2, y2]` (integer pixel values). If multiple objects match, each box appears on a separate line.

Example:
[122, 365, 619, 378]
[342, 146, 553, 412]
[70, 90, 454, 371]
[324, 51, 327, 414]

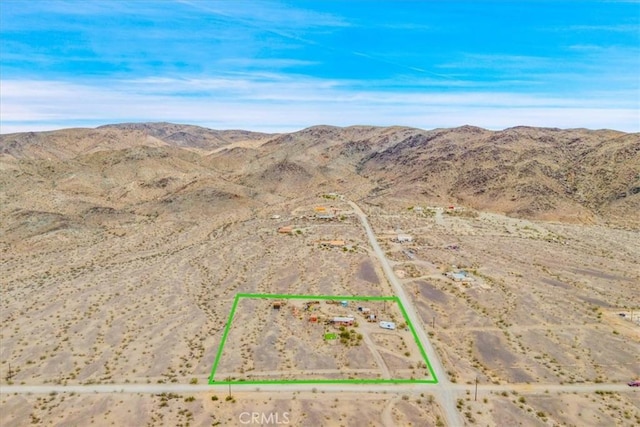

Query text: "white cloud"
[1, 77, 638, 134]
[177, 0, 350, 30]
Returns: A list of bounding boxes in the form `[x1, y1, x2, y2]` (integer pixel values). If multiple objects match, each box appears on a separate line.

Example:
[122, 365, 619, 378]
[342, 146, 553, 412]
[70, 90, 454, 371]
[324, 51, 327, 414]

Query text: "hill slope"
[1, 123, 638, 228]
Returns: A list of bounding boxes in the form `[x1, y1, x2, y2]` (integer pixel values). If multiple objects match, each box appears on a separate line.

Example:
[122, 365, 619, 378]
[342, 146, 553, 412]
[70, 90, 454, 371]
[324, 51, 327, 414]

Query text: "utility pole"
[474, 376, 478, 401]
[432, 316, 435, 329]
[5, 363, 17, 382]
[227, 376, 231, 398]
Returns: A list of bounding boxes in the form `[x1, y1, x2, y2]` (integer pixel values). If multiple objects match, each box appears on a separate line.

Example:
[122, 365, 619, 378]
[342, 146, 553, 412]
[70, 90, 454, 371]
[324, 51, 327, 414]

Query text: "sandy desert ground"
[1, 124, 639, 426]
[215, 296, 430, 382]
[2, 195, 638, 426]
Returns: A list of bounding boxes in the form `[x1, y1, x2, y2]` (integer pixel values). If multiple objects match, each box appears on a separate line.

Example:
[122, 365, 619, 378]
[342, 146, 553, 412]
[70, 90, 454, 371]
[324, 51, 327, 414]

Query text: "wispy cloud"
[177, 0, 350, 29]
[2, 76, 638, 134]
[1, 1, 638, 133]
[216, 58, 320, 69]
[566, 24, 640, 32]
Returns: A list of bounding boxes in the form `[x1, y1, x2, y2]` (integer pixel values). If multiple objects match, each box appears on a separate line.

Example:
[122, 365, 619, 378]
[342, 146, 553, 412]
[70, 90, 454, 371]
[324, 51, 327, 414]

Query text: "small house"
[447, 270, 474, 283]
[332, 316, 354, 327]
[316, 213, 335, 220]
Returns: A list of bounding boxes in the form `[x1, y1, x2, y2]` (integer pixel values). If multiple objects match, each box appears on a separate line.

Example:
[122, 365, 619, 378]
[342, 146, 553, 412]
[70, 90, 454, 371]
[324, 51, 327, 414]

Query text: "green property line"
[209, 293, 438, 385]
[212, 378, 435, 385]
[393, 296, 438, 382]
[236, 293, 396, 301]
[208, 293, 241, 383]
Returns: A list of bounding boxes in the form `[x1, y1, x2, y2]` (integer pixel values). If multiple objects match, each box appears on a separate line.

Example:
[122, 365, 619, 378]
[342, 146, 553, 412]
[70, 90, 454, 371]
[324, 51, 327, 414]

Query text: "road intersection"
[348, 200, 463, 426]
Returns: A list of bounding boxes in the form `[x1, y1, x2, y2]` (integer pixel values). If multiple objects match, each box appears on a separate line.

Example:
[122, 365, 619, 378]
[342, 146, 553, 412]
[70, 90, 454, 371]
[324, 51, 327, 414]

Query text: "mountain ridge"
[1, 122, 638, 228]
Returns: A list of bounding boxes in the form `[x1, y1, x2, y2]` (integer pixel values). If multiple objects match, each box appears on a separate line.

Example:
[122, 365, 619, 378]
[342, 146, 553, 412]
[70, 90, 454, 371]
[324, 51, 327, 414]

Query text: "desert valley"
[1, 122, 639, 426]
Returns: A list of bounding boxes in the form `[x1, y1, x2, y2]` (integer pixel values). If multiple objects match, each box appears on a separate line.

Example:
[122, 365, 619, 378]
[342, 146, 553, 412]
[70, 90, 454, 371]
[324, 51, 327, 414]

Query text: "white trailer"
[379, 321, 396, 330]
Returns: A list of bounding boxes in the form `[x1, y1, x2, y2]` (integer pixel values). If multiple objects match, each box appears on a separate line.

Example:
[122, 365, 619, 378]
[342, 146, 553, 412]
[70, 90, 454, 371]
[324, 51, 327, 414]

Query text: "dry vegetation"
[216, 297, 428, 382]
[1, 123, 638, 426]
[1, 390, 449, 427]
[368, 206, 640, 385]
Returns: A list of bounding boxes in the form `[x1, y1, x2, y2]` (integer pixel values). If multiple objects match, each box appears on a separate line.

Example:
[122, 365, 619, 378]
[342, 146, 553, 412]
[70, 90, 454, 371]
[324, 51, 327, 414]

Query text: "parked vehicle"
[628, 380, 640, 387]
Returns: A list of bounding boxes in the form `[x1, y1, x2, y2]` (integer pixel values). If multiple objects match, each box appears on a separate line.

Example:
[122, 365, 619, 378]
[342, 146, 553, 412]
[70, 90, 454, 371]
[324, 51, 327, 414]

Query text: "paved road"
[347, 200, 464, 427]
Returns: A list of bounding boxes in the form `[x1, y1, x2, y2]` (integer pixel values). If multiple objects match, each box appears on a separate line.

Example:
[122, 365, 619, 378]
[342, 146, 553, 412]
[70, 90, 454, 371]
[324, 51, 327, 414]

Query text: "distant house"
[447, 270, 474, 282]
[397, 234, 413, 243]
[316, 213, 335, 220]
[278, 226, 293, 234]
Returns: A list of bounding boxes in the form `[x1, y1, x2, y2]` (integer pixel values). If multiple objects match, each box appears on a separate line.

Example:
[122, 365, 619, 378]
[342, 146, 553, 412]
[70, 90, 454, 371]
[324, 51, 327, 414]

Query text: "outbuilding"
[447, 270, 474, 282]
[397, 234, 413, 243]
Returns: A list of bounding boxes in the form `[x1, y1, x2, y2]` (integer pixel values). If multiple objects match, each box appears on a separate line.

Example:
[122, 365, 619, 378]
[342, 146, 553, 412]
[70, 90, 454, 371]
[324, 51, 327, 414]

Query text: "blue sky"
[1, 0, 639, 133]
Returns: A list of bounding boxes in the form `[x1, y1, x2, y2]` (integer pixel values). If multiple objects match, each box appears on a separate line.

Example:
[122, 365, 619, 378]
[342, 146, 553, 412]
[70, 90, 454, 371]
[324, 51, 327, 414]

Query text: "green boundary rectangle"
[208, 293, 438, 385]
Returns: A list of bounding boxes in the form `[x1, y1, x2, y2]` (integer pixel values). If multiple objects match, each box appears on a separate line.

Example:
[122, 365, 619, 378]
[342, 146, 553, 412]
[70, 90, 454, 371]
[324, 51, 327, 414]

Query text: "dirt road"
[434, 208, 445, 226]
[1, 381, 634, 396]
[361, 330, 392, 379]
[348, 200, 464, 427]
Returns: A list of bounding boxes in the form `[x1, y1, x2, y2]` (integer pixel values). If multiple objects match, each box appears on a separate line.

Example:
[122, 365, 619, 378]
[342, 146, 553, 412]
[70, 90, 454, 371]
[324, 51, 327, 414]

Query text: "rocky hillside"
[1, 123, 638, 229]
[357, 126, 639, 223]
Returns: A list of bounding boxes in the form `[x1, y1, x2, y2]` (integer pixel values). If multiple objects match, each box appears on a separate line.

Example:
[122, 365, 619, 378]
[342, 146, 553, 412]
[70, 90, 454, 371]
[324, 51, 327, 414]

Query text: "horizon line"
[1, 120, 636, 136]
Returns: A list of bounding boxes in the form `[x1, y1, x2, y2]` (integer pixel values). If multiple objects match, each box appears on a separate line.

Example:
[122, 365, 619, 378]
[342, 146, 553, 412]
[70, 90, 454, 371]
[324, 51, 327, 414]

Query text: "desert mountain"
[1, 123, 638, 229]
[98, 122, 271, 150]
[2, 122, 639, 426]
